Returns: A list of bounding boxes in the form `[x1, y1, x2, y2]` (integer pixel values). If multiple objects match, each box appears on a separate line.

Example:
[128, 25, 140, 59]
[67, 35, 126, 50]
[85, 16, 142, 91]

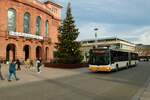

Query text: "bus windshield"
[89, 50, 110, 65]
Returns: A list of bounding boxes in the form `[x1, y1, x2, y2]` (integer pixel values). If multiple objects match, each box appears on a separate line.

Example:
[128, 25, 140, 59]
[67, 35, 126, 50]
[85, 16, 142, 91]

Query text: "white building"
[80, 38, 136, 62]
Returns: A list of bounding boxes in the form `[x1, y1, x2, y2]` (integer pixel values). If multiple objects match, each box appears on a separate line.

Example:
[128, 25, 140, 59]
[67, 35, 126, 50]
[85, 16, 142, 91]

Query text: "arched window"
[8, 8, 16, 32]
[24, 12, 30, 33]
[36, 16, 41, 36]
[45, 20, 49, 37]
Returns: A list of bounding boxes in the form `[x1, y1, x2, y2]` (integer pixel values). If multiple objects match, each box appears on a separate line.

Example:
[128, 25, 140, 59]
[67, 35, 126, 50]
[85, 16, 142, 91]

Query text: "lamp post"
[94, 28, 99, 48]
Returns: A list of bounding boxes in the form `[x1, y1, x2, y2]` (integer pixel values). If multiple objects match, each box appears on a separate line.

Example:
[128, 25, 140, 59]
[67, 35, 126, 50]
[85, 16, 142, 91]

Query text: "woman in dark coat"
[16, 59, 21, 70]
[8, 60, 19, 81]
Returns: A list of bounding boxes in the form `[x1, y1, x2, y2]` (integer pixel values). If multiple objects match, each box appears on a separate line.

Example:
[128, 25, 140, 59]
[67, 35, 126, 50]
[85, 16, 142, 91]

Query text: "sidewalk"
[139, 78, 150, 100]
[0, 64, 84, 88]
[2, 64, 150, 100]
[132, 77, 150, 100]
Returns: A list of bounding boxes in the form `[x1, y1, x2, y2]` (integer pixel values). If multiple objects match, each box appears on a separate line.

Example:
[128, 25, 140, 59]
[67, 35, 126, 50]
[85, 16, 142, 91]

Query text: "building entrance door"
[36, 46, 42, 59]
[23, 45, 30, 60]
[45, 47, 49, 61]
[6, 44, 16, 62]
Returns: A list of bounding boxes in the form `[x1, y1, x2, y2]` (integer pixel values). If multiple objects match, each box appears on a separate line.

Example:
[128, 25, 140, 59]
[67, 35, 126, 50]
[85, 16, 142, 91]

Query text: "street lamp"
[94, 28, 99, 48]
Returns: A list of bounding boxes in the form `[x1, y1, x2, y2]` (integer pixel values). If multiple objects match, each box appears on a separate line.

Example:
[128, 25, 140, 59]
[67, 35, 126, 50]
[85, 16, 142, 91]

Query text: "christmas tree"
[55, 2, 83, 64]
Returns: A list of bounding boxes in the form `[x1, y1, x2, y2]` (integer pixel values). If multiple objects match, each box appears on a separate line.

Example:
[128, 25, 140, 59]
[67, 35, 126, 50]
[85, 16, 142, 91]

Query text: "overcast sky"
[41, 0, 150, 44]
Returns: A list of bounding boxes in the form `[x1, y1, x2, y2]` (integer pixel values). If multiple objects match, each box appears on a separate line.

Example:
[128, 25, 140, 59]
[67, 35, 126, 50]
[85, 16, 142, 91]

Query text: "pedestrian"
[8, 60, 19, 82]
[25, 59, 30, 69]
[36, 59, 41, 73]
[0, 59, 4, 80]
[29, 60, 34, 68]
[16, 59, 21, 70]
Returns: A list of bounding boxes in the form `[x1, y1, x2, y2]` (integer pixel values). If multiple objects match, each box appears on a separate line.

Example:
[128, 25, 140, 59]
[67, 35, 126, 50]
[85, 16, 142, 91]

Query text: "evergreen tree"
[55, 2, 83, 64]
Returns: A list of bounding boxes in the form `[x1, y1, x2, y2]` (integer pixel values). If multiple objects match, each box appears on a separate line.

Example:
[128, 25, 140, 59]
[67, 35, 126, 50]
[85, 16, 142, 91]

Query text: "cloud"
[131, 27, 150, 44]
[77, 21, 150, 44]
[77, 22, 122, 40]
[39, 0, 150, 44]
[70, 0, 150, 44]
[68, 0, 150, 25]
[137, 32, 150, 44]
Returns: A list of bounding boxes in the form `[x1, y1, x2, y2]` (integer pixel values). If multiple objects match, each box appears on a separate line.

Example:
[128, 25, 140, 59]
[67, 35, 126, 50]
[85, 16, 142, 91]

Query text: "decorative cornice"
[44, 1, 63, 8]
[12, 0, 61, 21]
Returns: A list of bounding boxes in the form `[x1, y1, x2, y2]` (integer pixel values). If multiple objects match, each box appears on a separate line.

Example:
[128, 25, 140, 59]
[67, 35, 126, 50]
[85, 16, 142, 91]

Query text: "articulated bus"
[88, 48, 138, 72]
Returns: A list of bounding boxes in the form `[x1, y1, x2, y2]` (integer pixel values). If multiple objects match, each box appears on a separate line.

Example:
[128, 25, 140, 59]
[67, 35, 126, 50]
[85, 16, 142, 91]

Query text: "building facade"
[80, 38, 136, 62]
[135, 44, 150, 57]
[0, 0, 62, 62]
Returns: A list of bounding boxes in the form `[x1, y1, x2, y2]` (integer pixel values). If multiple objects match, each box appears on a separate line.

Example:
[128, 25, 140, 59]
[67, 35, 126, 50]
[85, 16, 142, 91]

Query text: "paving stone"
[140, 91, 150, 100]
[0, 64, 85, 88]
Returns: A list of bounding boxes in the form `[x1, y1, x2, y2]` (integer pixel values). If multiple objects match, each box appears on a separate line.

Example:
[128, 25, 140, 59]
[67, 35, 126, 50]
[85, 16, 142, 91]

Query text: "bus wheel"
[116, 64, 119, 71]
[126, 63, 129, 69]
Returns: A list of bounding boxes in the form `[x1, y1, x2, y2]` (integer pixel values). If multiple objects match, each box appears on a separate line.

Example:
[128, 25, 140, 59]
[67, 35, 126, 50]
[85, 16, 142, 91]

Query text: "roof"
[136, 44, 150, 48]
[80, 37, 135, 45]
[38, 0, 62, 8]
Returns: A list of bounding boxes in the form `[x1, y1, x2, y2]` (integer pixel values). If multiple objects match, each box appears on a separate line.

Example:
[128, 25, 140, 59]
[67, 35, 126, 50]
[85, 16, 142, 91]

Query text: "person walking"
[36, 59, 41, 73]
[8, 60, 19, 82]
[29, 60, 34, 68]
[0, 60, 4, 80]
[16, 59, 21, 70]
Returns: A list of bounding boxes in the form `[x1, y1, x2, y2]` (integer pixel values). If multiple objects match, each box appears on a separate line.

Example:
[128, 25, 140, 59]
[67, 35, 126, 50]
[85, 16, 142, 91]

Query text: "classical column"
[30, 45, 36, 61]
[16, 42, 24, 61]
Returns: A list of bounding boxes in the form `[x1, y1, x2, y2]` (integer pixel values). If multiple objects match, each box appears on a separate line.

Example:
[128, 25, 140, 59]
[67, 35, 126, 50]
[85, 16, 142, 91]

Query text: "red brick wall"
[0, 0, 61, 62]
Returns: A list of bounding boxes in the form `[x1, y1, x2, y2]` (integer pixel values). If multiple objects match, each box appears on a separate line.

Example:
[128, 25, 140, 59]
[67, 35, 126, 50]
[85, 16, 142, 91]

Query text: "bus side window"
[111, 51, 118, 62]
